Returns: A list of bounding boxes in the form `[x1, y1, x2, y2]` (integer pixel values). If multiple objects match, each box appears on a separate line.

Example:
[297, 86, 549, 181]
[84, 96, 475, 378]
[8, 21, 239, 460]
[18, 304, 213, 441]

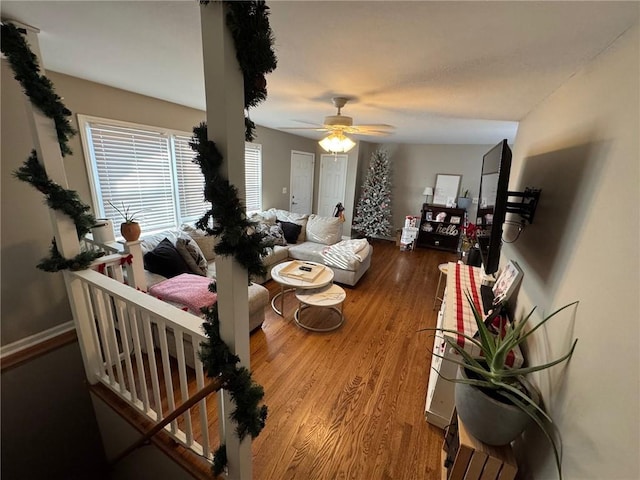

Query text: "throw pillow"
[176, 237, 208, 276]
[255, 222, 286, 247]
[143, 238, 192, 279]
[266, 224, 287, 246]
[181, 224, 218, 262]
[306, 214, 343, 245]
[277, 220, 302, 244]
[267, 208, 309, 242]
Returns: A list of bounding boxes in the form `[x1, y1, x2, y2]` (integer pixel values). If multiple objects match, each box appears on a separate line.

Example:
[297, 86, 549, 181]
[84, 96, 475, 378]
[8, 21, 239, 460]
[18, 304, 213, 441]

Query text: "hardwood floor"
[250, 239, 457, 479]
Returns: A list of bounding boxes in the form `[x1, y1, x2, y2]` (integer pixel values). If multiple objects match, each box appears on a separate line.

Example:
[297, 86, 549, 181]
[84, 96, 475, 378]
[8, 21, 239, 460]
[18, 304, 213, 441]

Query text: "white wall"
[504, 22, 639, 479]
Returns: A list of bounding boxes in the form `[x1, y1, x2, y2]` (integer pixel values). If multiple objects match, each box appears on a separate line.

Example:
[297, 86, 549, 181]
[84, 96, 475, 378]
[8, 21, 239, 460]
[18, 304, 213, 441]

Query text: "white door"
[290, 151, 314, 214]
[318, 154, 348, 217]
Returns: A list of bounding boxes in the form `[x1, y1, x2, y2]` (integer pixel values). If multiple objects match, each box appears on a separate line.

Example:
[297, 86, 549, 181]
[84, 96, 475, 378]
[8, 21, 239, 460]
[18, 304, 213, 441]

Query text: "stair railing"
[66, 267, 219, 463]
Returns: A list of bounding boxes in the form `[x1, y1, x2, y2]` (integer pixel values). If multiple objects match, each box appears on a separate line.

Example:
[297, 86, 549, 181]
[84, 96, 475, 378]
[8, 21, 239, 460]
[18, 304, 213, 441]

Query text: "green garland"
[1, 22, 76, 156]
[2, 23, 102, 271]
[14, 152, 96, 239]
[201, 0, 277, 141]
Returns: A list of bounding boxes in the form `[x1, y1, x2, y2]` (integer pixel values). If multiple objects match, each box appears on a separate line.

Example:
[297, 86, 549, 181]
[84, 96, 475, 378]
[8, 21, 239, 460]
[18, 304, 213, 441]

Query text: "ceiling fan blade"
[351, 130, 394, 137]
[351, 124, 395, 130]
[278, 126, 330, 132]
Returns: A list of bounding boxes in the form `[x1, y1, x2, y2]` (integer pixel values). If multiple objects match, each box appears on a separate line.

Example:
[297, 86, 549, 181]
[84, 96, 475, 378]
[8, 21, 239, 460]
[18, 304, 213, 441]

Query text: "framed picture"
[450, 216, 461, 225]
[425, 211, 432, 221]
[492, 260, 523, 305]
[433, 174, 462, 206]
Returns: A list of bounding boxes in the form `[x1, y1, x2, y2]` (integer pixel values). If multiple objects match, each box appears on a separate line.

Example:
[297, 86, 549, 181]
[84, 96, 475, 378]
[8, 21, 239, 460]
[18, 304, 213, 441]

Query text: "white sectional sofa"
[136, 209, 372, 332]
[247, 208, 373, 286]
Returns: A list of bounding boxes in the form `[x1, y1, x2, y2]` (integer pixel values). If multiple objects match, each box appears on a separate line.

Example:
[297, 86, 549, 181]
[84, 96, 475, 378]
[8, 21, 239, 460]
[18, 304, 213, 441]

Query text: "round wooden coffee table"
[270, 260, 334, 316]
[294, 284, 346, 332]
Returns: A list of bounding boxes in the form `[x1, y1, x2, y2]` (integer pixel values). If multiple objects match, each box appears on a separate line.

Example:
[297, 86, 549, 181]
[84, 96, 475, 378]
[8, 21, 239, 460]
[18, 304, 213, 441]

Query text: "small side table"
[432, 263, 449, 310]
[294, 284, 346, 332]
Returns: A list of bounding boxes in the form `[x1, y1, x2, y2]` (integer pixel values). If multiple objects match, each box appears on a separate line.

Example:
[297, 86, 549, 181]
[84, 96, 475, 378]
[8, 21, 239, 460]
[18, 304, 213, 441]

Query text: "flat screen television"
[476, 139, 512, 276]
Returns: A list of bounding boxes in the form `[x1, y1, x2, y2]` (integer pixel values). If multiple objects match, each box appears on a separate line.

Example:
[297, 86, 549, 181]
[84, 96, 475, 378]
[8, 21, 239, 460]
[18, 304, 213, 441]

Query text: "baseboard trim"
[0, 321, 77, 372]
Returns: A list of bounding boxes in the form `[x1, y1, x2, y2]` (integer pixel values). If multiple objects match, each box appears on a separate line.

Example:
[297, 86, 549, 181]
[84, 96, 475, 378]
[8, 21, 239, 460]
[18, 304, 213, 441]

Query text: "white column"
[15, 21, 80, 259]
[200, 4, 251, 479]
[13, 23, 100, 381]
[122, 240, 147, 292]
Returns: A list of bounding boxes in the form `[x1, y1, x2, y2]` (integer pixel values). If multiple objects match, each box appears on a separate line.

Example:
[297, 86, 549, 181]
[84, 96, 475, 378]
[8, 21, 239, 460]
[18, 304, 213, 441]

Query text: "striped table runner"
[443, 262, 523, 368]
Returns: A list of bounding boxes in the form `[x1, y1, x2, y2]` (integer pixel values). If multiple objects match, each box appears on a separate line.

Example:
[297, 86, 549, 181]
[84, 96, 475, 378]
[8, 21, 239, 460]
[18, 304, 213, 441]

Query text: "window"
[244, 143, 262, 212]
[79, 115, 262, 235]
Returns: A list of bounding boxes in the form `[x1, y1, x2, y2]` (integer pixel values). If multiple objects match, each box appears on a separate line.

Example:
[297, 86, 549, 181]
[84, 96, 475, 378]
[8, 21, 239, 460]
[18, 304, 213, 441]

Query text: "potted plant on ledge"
[457, 189, 472, 210]
[425, 294, 579, 479]
[109, 201, 143, 242]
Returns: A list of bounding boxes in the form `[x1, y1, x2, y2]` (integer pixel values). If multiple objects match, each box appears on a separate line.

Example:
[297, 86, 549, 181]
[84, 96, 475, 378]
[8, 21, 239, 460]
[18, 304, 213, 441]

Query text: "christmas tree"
[353, 148, 393, 238]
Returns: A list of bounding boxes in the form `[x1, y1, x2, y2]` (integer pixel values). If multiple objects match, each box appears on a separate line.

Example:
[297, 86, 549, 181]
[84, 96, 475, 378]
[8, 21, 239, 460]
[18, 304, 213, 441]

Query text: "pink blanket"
[149, 273, 217, 314]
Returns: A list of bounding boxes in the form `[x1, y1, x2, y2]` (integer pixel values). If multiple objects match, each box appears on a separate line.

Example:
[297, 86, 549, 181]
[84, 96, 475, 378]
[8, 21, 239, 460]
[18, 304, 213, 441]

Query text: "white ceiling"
[2, 1, 638, 144]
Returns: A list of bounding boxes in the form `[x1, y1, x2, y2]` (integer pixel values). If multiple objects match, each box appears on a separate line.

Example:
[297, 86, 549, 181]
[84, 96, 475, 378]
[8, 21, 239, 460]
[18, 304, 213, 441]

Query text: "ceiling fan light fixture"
[319, 132, 356, 153]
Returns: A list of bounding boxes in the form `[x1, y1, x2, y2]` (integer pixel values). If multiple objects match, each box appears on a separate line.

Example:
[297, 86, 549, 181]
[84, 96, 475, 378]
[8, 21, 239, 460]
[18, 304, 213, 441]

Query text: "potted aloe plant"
[109, 201, 143, 241]
[425, 293, 578, 479]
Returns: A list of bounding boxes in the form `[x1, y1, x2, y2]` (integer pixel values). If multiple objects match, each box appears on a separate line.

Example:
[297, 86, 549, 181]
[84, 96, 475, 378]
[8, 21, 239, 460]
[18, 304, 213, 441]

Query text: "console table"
[424, 263, 524, 428]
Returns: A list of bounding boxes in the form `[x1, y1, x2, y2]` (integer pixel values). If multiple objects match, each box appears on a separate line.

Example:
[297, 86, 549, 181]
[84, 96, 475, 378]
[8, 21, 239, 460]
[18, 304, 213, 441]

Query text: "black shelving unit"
[417, 204, 466, 252]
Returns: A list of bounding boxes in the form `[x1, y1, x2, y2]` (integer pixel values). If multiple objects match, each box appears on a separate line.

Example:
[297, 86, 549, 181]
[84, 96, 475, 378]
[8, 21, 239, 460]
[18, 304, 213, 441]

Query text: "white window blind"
[174, 135, 205, 223]
[80, 115, 262, 236]
[244, 143, 262, 212]
[87, 122, 177, 233]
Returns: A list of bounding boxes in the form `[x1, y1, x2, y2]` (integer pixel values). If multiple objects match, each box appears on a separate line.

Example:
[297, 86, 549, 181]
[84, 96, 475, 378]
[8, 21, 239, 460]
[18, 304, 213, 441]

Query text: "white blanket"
[321, 239, 370, 270]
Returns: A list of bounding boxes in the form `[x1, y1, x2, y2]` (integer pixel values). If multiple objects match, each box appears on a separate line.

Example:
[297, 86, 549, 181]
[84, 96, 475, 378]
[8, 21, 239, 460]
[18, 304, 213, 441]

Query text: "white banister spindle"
[92, 286, 117, 385]
[129, 307, 150, 411]
[142, 313, 163, 418]
[116, 299, 137, 401]
[157, 323, 178, 435]
[175, 331, 194, 446]
[194, 354, 211, 458]
[101, 289, 126, 393]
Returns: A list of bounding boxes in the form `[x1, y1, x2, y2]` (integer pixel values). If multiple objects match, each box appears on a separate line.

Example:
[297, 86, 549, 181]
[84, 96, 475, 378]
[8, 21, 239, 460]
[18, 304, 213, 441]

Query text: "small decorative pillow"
[249, 211, 277, 226]
[256, 222, 287, 247]
[181, 224, 218, 262]
[175, 237, 208, 276]
[267, 209, 309, 242]
[306, 214, 343, 245]
[143, 238, 192, 278]
[277, 220, 302, 244]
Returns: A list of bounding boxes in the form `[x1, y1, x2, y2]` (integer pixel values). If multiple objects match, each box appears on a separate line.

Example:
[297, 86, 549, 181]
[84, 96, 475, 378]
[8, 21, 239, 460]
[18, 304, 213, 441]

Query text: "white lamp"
[422, 187, 433, 203]
[319, 132, 356, 154]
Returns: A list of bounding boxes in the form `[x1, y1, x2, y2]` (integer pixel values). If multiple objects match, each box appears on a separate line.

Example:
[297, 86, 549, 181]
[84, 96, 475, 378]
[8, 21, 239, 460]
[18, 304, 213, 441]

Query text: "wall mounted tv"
[476, 139, 512, 276]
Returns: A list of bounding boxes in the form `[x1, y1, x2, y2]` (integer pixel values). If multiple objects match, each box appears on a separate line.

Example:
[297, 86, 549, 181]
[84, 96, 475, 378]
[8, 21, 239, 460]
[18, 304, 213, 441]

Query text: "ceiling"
[2, 1, 637, 145]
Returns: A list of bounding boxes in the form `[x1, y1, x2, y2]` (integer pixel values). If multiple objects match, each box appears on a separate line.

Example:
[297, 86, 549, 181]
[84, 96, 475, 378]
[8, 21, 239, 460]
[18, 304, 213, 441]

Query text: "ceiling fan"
[283, 97, 395, 137]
